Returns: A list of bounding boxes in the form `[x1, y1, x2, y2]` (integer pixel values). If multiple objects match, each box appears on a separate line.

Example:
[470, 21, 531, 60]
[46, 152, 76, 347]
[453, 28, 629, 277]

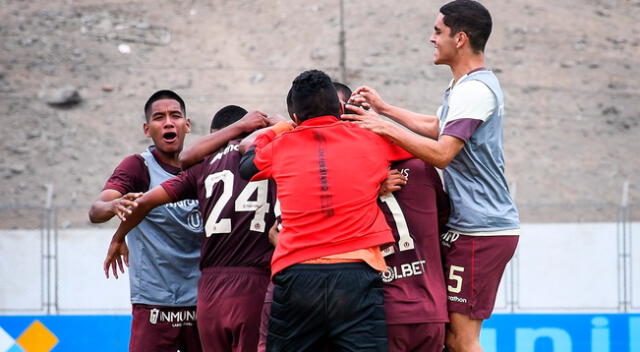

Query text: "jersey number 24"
[203, 170, 270, 237]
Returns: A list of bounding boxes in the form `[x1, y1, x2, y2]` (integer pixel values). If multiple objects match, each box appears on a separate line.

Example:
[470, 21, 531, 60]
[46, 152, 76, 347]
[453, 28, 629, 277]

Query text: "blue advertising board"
[0, 314, 638, 351]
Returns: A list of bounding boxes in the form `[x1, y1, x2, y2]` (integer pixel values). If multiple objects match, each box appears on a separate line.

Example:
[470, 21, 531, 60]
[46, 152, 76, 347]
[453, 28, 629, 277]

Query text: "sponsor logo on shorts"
[149, 308, 160, 324]
[440, 231, 461, 248]
[448, 295, 468, 303]
[381, 260, 426, 283]
[148, 308, 197, 327]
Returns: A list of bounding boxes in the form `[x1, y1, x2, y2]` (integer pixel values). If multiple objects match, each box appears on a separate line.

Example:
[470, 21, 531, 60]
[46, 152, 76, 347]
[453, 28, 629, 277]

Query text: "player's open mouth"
[163, 132, 177, 143]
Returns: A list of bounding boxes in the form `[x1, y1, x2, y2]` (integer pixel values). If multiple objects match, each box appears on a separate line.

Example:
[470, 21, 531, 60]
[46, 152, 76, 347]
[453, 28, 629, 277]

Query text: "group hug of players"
[90, 1, 520, 351]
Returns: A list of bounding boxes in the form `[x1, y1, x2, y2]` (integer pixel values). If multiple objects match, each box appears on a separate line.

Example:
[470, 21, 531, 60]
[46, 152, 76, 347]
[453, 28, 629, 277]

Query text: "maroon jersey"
[378, 158, 450, 324]
[103, 148, 181, 193]
[162, 140, 277, 269]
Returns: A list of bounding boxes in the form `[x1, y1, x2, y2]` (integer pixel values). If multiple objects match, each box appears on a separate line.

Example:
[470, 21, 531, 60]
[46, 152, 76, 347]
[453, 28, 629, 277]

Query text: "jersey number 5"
[203, 170, 269, 237]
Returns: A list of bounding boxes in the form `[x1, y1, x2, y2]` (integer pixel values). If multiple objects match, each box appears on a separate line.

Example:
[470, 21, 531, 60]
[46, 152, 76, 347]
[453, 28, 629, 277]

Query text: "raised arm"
[89, 189, 143, 223]
[178, 110, 271, 169]
[349, 86, 439, 139]
[239, 121, 295, 180]
[342, 106, 464, 169]
[103, 186, 172, 278]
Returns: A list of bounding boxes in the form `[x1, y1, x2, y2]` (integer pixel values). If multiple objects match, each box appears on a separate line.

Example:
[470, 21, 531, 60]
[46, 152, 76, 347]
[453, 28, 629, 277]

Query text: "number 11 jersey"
[378, 158, 450, 324]
[162, 139, 277, 269]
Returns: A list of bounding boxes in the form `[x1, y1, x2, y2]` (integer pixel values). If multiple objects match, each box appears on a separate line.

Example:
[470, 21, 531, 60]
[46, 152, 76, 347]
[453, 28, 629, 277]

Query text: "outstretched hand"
[111, 192, 143, 221]
[104, 239, 129, 279]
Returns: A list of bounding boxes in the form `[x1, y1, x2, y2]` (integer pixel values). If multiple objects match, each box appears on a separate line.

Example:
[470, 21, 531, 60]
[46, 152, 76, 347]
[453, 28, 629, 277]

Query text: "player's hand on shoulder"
[237, 110, 270, 133]
[341, 105, 390, 136]
[103, 240, 129, 279]
[378, 169, 407, 196]
[111, 192, 143, 221]
[350, 85, 385, 112]
[266, 113, 291, 126]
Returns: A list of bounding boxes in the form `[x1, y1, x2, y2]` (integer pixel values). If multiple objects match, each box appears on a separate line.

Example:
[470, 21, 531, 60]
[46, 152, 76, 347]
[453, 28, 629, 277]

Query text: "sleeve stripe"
[441, 118, 483, 143]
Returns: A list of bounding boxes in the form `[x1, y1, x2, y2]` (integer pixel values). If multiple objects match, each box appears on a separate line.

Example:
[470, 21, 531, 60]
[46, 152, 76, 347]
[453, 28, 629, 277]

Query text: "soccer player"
[239, 69, 413, 352]
[338, 82, 451, 351]
[103, 106, 277, 352]
[378, 158, 450, 352]
[89, 90, 203, 352]
[343, 1, 520, 351]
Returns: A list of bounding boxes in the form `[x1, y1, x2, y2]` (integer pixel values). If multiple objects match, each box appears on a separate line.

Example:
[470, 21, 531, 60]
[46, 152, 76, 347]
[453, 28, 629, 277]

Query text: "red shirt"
[248, 116, 412, 275]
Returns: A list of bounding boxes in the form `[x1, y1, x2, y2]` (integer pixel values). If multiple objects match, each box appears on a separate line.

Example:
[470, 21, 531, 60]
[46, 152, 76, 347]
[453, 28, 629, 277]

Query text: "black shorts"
[267, 262, 388, 352]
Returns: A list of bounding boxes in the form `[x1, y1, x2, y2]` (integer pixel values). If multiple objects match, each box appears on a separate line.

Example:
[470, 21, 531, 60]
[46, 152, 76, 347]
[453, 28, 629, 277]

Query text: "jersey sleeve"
[239, 130, 277, 181]
[103, 154, 150, 194]
[160, 164, 199, 201]
[441, 80, 496, 143]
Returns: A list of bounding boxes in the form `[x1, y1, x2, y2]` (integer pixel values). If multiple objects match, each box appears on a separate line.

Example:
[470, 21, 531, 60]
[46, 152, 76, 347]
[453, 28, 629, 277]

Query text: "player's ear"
[456, 31, 467, 49]
[185, 118, 192, 133]
[143, 122, 151, 137]
[292, 113, 300, 125]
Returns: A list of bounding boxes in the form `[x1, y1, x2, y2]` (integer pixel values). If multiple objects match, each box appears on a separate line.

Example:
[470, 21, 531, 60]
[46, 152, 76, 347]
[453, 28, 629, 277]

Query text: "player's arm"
[103, 186, 172, 279]
[179, 110, 271, 169]
[239, 121, 294, 181]
[342, 106, 464, 169]
[89, 190, 144, 223]
[349, 85, 439, 139]
[238, 114, 292, 154]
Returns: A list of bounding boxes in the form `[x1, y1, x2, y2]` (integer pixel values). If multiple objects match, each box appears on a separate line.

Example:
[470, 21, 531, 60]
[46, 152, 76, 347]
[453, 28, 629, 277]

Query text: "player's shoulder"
[449, 80, 495, 114]
[452, 79, 492, 98]
[115, 154, 146, 172]
[204, 141, 242, 169]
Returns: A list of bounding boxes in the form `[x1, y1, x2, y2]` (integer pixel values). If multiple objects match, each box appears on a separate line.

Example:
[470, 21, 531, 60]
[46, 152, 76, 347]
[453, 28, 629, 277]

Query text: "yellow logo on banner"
[15, 321, 58, 352]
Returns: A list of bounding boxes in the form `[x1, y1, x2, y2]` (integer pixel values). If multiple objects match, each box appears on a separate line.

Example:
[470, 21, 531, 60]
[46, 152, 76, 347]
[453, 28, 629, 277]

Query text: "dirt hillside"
[1, 0, 639, 227]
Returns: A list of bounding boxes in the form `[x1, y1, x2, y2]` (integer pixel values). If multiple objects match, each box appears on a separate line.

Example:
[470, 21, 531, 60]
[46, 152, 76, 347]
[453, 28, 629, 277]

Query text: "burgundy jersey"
[378, 158, 450, 324]
[103, 148, 181, 193]
[162, 140, 277, 269]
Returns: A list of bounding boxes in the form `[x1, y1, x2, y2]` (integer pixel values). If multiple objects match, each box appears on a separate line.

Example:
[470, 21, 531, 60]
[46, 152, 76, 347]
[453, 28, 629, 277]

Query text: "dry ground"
[1, 0, 639, 227]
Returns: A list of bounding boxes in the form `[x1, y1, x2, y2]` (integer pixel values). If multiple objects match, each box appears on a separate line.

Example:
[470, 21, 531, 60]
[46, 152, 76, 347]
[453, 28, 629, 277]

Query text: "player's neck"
[153, 148, 182, 168]
[450, 53, 485, 86]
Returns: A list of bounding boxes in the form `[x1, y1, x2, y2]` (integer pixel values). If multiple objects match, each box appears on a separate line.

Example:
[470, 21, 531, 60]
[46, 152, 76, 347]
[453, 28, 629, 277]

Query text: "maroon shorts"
[130, 304, 201, 352]
[197, 266, 270, 352]
[387, 323, 445, 352]
[440, 233, 519, 320]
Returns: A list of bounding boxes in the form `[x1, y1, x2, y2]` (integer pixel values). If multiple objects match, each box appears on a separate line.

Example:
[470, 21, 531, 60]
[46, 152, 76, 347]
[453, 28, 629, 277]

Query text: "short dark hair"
[210, 105, 248, 131]
[440, 0, 492, 53]
[143, 90, 186, 121]
[291, 70, 341, 122]
[333, 82, 352, 103]
[286, 87, 294, 118]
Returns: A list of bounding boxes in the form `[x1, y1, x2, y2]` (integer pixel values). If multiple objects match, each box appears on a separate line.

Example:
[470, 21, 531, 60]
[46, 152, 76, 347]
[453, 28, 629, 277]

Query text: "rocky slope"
[1, 0, 639, 227]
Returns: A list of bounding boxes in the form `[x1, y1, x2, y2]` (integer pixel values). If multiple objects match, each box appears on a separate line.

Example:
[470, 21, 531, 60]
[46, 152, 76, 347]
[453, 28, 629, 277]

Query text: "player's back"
[196, 140, 277, 268]
[378, 158, 449, 324]
[269, 118, 403, 246]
